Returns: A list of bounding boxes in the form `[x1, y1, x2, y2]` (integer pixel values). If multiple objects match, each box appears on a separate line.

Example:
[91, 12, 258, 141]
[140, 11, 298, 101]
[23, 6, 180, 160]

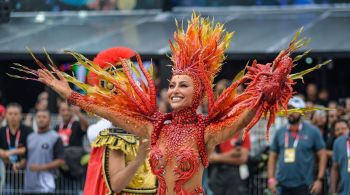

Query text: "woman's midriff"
[150, 123, 205, 195]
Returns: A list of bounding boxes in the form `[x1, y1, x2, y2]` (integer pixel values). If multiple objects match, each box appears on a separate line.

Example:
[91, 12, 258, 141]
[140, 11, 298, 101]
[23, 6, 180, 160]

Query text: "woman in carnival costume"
[11, 13, 329, 195]
[83, 47, 157, 195]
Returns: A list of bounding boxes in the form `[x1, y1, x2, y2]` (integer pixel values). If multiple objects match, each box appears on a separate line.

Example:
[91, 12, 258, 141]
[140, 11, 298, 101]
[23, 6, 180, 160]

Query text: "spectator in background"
[22, 110, 64, 195]
[0, 103, 33, 169]
[330, 120, 350, 195]
[24, 97, 49, 131]
[208, 81, 249, 195]
[328, 109, 338, 130]
[306, 83, 318, 103]
[55, 102, 88, 147]
[336, 99, 346, 118]
[326, 118, 346, 160]
[0, 103, 33, 193]
[54, 102, 88, 192]
[268, 96, 327, 195]
[344, 97, 350, 120]
[304, 101, 315, 121]
[312, 109, 328, 141]
[28, 97, 48, 114]
[333, 119, 350, 139]
[209, 131, 250, 195]
[318, 89, 329, 107]
[37, 91, 49, 102]
[328, 101, 337, 109]
[0, 105, 5, 127]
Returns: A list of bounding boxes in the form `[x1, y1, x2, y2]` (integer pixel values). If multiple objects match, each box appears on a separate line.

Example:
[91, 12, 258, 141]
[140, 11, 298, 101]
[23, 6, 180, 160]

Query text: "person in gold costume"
[82, 47, 156, 195]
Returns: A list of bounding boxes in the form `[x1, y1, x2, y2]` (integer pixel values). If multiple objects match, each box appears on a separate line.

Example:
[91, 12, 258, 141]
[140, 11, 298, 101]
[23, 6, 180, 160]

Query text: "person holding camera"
[209, 131, 251, 195]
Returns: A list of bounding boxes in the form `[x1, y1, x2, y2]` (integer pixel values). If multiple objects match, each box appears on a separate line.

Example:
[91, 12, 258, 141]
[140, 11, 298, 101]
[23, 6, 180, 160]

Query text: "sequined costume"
[85, 128, 157, 195]
[12, 13, 329, 195]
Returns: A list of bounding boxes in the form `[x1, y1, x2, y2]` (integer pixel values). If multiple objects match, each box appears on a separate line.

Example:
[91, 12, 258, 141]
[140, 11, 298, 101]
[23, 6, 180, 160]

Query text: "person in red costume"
[12, 13, 328, 195]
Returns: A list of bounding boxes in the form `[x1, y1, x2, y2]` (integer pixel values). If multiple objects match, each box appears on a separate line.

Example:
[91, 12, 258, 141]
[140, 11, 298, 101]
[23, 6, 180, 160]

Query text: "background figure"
[268, 96, 327, 195]
[0, 105, 5, 127]
[24, 94, 49, 132]
[330, 119, 350, 195]
[345, 97, 350, 120]
[0, 103, 33, 193]
[312, 109, 328, 142]
[328, 109, 338, 130]
[55, 102, 88, 148]
[54, 102, 88, 193]
[326, 118, 349, 158]
[23, 110, 64, 195]
[209, 131, 250, 195]
[317, 89, 329, 107]
[306, 83, 318, 103]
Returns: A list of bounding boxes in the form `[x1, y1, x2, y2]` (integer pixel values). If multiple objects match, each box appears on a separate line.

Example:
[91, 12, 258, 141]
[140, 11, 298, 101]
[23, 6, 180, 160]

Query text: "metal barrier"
[0, 168, 332, 195]
[248, 175, 269, 195]
[0, 168, 84, 195]
[0, 160, 5, 193]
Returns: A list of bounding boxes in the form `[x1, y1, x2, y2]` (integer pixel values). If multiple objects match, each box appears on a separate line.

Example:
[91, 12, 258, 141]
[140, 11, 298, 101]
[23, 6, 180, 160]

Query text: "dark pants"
[209, 165, 248, 195]
[278, 185, 310, 195]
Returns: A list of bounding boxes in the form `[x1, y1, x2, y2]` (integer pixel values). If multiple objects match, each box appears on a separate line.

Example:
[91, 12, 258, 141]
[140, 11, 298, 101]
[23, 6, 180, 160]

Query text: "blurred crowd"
[9, 0, 341, 12]
[0, 80, 349, 194]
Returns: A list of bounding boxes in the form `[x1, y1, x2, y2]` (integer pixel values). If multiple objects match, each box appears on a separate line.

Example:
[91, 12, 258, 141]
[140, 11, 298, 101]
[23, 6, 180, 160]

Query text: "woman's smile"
[167, 75, 194, 111]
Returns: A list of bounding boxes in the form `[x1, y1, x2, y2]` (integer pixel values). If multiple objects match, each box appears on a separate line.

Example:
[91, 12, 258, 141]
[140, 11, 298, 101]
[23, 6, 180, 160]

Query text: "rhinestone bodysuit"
[150, 108, 208, 195]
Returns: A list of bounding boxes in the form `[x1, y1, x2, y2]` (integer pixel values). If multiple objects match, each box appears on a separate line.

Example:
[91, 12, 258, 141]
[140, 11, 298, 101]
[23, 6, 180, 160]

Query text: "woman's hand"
[38, 69, 73, 99]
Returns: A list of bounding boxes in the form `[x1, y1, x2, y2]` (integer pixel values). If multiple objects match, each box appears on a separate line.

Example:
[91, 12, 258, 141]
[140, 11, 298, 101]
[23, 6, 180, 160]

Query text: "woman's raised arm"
[38, 69, 153, 138]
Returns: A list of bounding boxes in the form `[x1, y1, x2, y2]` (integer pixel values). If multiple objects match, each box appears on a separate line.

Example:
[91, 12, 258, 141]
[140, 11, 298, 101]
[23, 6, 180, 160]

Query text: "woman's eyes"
[169, 83, 188, 88]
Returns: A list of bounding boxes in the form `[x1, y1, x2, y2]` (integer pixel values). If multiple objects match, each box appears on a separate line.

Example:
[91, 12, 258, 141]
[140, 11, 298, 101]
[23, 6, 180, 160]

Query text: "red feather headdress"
[87, 47, 135, 86]
[169, 13, 233, 108]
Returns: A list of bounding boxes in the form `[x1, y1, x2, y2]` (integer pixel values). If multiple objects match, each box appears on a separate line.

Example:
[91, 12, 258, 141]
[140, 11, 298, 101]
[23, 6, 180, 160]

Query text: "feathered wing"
[9, 49, 158, 136]
[206, 28, 331, 143]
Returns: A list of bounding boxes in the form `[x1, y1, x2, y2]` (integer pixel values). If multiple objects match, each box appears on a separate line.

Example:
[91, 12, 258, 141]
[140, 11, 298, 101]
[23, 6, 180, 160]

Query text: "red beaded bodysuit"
[13, 13, 329, 195]
[150, 108, 208, 194]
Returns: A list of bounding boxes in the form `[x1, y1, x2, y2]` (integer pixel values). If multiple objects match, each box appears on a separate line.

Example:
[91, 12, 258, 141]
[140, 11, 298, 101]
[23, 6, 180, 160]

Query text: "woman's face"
[167, 75, 194, 111]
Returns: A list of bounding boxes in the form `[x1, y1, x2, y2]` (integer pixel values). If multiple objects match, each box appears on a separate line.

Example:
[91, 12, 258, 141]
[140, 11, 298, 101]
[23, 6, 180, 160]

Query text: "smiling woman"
[11, 12, 327, 195]
[167, 75, 194, 111]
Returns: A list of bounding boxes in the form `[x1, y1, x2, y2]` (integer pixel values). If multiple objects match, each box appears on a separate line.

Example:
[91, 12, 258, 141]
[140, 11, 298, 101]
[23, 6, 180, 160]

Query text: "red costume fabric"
[84, 147, 109, 195]
[219, 133, 251, 153]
